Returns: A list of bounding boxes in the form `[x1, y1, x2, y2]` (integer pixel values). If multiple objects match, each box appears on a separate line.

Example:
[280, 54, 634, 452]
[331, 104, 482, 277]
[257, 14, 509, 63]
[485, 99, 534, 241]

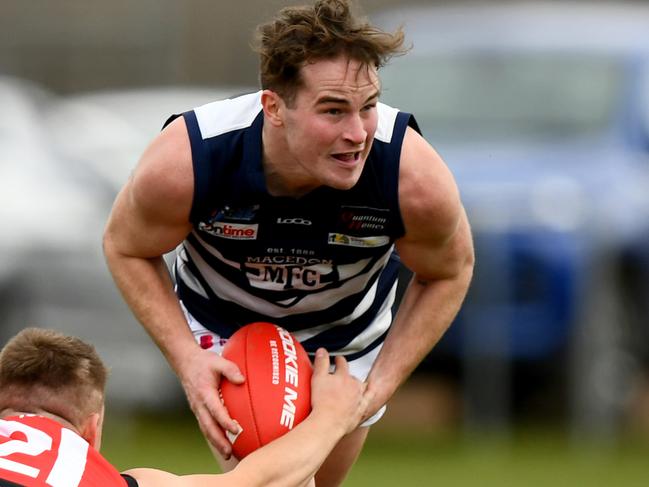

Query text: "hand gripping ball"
[220, 322, 312, 459]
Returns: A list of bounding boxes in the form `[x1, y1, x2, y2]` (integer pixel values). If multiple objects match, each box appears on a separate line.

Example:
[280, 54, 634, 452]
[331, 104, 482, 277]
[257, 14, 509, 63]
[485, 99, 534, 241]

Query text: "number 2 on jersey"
[0, 419, 88, 487]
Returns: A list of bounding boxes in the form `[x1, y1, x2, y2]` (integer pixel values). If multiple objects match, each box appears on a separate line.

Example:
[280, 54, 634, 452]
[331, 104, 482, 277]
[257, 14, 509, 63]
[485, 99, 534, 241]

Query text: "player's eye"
[326, 108, 342, 115]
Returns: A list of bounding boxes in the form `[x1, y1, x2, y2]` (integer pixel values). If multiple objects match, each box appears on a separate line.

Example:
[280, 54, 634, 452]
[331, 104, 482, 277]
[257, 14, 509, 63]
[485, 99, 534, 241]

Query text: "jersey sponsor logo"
[276, 217, 312, 226]
[198, 221, 259, 240]
[338, 206, 389, 233]
[328, 233, 390, 248]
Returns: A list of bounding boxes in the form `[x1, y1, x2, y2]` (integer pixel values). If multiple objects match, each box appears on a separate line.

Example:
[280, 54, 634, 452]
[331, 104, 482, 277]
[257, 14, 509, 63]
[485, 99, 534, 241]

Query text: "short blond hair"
[0, 328, 108, 428]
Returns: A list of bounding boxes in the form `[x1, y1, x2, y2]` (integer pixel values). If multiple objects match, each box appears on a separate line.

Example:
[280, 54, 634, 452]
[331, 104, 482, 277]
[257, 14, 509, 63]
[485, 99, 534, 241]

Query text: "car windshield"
[379, 52, 623, 143]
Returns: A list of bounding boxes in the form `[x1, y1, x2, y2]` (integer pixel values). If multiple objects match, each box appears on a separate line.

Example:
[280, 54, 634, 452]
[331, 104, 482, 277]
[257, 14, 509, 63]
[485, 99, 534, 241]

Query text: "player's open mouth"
[332, 151, 361, 164]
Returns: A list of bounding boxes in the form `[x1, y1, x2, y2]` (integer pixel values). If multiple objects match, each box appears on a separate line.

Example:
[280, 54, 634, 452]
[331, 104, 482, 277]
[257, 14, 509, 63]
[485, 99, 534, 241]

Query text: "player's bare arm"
[124, 349, 366, 487]
[103, 117, 243, 457]
[363, 126, 475, 419]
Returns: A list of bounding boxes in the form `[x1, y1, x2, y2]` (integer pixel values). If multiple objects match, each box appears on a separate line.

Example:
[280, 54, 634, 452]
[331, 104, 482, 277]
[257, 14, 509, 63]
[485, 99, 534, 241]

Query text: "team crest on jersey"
[328, 233, 390, 248]
[213, 204, 260, 223]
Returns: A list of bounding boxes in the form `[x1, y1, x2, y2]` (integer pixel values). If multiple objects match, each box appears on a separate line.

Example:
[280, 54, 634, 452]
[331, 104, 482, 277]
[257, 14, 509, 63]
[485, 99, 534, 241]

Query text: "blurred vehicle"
[0, 76, 106, 341]
[373, 3, 649, 430]
[0, 75, 187, 409]
[1, 77, 251, 409]
[44, 86, 252, 196]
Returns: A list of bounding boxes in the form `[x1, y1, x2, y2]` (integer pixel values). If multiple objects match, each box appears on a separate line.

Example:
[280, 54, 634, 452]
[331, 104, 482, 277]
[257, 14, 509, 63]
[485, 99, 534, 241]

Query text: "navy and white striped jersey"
[168, 91, 419, 358]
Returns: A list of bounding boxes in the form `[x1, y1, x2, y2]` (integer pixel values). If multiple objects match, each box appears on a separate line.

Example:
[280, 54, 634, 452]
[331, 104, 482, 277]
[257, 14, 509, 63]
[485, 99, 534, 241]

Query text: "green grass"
[102, 411, 649, 486]
[348, 430, 649, 487]
[103, 411, 219, 474]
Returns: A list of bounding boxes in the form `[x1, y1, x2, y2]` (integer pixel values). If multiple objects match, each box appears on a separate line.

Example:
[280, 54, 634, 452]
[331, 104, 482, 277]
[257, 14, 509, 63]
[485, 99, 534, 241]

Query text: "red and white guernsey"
[0, 415, 127, 487]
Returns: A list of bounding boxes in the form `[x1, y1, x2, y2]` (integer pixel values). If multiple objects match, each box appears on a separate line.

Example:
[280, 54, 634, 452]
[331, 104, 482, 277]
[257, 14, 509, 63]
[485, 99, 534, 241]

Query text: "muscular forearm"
[103, 243, 197, 372]
[105, 236, 245, 453]
[365, 263, 473, 411]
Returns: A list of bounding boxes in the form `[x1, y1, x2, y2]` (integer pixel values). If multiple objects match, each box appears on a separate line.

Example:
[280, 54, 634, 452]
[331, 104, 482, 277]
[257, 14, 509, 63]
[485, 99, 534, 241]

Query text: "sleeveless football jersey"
[169, 91, 419, 358]
[0, 415, 127, 487]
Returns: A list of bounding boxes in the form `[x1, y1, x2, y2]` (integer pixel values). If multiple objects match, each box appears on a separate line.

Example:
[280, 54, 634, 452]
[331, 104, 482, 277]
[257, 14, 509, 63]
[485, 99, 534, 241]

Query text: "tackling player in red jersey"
[0, 328, 365, 487]
[0, 414, 126, 487]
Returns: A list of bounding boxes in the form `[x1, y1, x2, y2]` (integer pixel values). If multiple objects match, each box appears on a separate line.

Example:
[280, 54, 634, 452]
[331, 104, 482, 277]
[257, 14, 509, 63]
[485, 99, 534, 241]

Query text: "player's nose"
[343, 114, 366, 145]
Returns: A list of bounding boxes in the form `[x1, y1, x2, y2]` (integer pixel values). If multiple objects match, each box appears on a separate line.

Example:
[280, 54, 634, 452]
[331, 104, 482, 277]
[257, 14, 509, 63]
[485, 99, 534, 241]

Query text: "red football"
[220, 322, 312, 459]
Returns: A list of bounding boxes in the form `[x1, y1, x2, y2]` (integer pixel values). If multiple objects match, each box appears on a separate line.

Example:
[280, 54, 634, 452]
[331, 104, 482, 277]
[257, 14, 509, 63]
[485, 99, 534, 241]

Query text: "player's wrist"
[167, 340, 203, 376]
[307, 409, 349, 437]
[365, 369, 399, 405]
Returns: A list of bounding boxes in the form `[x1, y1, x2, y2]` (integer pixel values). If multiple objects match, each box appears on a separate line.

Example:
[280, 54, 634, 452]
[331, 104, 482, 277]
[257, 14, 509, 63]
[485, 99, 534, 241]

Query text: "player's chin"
[327, 173, 362, 190]
[326, 163, 365, 190]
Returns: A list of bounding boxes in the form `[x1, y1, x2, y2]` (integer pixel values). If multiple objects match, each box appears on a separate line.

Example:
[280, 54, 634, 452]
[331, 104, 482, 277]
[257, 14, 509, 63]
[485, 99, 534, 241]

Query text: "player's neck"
[262, 123, 319, 198]
[0, 408, 80, 435]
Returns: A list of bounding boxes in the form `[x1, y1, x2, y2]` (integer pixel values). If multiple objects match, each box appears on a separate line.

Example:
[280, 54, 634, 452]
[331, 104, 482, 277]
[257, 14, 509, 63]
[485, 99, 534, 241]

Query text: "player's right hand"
[176, 347, 245, 459]
[310, 348, 367, 434]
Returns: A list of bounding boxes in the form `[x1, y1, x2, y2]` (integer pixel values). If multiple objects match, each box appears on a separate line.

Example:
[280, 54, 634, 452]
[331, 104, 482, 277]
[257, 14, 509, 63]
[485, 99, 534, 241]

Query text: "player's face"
[281, 56, 380, 192]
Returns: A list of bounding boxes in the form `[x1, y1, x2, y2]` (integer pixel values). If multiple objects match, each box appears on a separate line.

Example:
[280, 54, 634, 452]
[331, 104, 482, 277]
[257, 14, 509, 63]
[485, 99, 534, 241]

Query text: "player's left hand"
[310, 349, 366, 434]
[176, 346, 245, 459]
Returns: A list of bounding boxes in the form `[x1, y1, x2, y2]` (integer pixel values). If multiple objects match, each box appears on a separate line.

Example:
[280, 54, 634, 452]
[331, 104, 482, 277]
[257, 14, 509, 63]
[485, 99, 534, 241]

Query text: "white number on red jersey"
[0, 418, 88, 487]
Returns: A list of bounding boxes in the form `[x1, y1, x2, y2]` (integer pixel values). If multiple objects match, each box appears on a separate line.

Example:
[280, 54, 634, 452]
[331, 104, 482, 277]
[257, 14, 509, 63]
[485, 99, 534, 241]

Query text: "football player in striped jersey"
[103, 0, 474, 485]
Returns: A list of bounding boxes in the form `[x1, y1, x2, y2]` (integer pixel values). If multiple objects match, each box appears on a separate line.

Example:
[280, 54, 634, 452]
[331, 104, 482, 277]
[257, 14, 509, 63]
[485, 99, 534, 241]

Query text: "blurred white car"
[0, 76, 108, 337]
[0, 77, 103, 275]
[45, 86, 253, 195]
[2, 78, 252, 408]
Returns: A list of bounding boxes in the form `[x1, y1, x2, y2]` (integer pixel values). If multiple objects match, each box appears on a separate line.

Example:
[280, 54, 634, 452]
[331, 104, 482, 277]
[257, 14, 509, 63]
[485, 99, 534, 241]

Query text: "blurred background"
[2, 0, 649, 484]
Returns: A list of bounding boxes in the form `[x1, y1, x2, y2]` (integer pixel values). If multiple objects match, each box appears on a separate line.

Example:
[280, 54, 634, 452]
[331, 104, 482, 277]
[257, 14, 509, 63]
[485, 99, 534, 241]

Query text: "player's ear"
[80, 408, 103, 450]
[261, 90, 284, 127]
